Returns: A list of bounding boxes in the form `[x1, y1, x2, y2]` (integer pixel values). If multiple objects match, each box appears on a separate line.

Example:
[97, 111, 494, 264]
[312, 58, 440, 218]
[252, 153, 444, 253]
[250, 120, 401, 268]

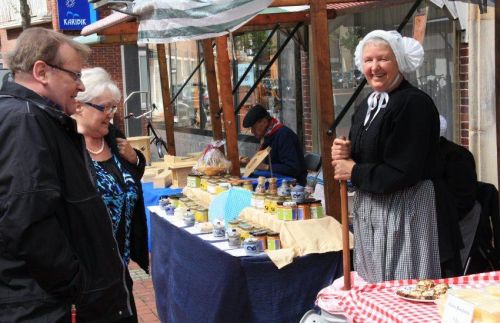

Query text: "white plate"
[395, 286, 439, 303]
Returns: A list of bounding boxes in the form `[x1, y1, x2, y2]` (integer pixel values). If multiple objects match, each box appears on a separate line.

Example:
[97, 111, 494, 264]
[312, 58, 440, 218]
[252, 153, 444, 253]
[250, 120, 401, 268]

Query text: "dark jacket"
[103, 125, 149, 273]
[434, 137, 477, 276]
[262, 126, 307, 186]
[0, 82, 132, 322]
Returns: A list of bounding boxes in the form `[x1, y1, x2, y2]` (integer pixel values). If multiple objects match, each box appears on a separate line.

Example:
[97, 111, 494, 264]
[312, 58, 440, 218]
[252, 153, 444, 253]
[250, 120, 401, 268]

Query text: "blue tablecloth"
[150, 211, 343, 323]
[142, 182, 182, 250]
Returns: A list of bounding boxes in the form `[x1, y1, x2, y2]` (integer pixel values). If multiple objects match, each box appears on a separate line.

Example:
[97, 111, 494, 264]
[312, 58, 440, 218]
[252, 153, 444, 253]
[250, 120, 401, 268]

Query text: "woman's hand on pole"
[331, 138, 351, 161]
[332, 159, 355, 181]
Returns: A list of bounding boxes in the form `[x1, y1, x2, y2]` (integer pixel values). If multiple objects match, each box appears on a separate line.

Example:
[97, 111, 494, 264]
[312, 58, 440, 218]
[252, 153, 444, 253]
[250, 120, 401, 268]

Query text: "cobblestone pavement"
[129, 261, 160, 323]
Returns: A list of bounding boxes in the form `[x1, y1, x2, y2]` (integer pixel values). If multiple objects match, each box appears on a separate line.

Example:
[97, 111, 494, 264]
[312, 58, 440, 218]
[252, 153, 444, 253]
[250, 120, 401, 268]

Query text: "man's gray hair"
[5, 27, 90, 74]
[76, 67, 121, 103]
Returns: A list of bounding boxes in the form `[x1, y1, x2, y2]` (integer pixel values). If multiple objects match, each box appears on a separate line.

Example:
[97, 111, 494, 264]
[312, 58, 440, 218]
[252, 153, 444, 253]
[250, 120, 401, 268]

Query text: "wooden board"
[243, 147, 271, 177]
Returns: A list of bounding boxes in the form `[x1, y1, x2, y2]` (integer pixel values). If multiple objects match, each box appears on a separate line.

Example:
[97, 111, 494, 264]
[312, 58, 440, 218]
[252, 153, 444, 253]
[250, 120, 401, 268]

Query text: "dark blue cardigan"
[262, 126, 307, 186]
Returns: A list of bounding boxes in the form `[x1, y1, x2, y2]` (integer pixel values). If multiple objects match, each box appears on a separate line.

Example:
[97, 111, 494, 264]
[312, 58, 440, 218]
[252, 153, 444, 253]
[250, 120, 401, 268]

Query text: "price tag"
[442, 294, 474, 323]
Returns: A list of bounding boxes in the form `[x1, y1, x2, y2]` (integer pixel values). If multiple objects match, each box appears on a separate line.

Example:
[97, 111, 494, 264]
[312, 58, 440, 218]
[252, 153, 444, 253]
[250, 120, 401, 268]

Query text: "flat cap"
[242, 104, 270, 128]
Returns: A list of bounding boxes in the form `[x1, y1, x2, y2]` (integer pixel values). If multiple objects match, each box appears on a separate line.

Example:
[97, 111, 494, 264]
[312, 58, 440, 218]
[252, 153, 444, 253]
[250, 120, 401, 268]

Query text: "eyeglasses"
[45, 62, 82, 81]
[85, 102, 118, 114]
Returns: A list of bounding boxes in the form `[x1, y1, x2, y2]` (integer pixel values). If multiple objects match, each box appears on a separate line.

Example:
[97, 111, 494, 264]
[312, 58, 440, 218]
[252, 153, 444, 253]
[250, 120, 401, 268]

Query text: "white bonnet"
[354, 30, 424, 73]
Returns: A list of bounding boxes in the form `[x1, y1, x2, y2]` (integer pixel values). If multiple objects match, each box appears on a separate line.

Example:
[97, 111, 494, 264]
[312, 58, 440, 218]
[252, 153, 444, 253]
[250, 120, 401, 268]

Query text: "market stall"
[149, 205, 344, 323]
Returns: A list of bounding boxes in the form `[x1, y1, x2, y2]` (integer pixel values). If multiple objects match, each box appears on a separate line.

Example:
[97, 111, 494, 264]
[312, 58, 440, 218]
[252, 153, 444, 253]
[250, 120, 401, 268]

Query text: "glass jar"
[250, 229, 268, 251]
[207, 180, 218, 194]
[200, 176, 210, 191]
[277, 179, 291, 197]
[310, 202, 324, 219]
[282, 201, 298, 221]
[267, 177, 278, 195]
[187, 174, 201, 188]
[212, 220, 225, 237]
[194, 207, 208, 223]
[267, 231, 281, 250]
[253, 193, 266, 209]
[297, 203, 311, 220]
[227, 228, 241, 247]
[255, 176, 267, 194]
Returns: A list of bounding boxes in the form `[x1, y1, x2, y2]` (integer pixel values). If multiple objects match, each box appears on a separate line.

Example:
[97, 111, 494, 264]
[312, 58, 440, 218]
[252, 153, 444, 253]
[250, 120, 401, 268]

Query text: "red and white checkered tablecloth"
[338, 271, 500, 323]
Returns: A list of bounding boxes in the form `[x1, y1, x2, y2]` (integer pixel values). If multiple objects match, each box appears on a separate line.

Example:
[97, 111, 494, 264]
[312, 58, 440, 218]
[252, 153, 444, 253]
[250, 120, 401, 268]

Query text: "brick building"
[0, 0, 497, 186]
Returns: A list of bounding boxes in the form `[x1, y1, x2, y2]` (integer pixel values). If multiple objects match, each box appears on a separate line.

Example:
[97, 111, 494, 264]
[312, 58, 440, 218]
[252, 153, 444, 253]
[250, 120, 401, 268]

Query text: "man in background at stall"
[242, 104, 307, 185]
[0, 27, 132, 321]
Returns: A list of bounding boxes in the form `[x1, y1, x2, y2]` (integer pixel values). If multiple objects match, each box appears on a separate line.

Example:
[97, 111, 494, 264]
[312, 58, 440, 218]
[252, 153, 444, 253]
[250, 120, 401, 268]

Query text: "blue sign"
[57, 0, 98, 31]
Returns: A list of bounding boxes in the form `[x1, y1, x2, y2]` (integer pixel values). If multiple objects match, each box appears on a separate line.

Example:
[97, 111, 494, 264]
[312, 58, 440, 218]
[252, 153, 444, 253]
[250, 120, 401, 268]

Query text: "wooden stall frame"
[157, 44, 176, 155]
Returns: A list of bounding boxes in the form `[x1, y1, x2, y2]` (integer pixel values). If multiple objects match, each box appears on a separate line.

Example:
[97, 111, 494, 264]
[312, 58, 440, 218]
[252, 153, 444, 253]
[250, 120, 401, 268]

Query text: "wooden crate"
[168, 161, 197, 188]
[128, 136, 151, 164]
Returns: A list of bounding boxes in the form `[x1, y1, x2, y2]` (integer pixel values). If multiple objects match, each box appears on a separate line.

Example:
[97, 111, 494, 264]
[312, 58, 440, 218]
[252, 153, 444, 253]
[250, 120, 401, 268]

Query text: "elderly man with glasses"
[0, 28, 135, 322]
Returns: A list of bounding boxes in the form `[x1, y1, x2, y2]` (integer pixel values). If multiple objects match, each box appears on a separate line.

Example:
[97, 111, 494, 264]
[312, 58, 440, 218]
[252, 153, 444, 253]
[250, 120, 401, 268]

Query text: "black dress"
[349, 79, 443, 282]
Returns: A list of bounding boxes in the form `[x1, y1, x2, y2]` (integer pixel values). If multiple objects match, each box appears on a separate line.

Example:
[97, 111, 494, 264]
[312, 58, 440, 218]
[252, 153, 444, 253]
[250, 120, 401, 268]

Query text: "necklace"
[86, 138, 105, 155]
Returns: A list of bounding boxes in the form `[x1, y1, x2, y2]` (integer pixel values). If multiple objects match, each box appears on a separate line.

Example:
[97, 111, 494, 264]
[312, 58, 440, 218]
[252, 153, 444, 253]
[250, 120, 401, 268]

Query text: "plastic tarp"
[133, 0, 273, 44]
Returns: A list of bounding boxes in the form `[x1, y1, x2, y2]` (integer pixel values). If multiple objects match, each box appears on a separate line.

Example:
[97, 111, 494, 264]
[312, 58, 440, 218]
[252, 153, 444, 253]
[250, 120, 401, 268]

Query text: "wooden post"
[310, 0, 341, 220]
[215, 36, 241, 176]
[51, 0, 59, 32]
[310, 0, 350, 289]
[202, 39, 224, 143]
[157, 44, 176, 155]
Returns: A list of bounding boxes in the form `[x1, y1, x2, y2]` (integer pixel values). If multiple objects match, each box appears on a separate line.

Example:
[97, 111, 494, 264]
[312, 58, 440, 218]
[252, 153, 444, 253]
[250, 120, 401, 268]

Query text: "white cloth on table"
[353, 179, 441, 283]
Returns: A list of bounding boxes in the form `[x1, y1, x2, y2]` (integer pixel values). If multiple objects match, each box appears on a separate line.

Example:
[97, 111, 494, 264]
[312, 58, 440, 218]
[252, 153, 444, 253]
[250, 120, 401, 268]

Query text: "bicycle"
[123, 91, 168, 159]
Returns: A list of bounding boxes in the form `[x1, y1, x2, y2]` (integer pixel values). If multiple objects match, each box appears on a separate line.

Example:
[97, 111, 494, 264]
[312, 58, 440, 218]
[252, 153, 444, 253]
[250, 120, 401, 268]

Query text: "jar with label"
[277, 179, 291, 197]
[183, 209, 195, 226]
[243, 237, 261, 255]
[187, 174, 201, 188]
[164, 204, 175, 216]
[200, 176, 209, 191]
[310, 202, 324, 219]
[253, 193, 266, 209]
[297, 203, 311, 220]
[275, 203, 284, 220]
[268, 196, 279, 214]
[169, 196, 180, 208]
[250, 229, 268, 251]
[267, 177, 278, 195]
[194, 207, 208, 223]
[227, 228, 241, 247]
[282, 201, 298, 221]
[159, 197, 170, 210]
[255, 176, 267, 194]
[212, 220, 225, 238]
[207, 180, 218, 194]
[216, 182, 231, 195]
[267, 231, 281, 250]
[264, 194, 272, 213]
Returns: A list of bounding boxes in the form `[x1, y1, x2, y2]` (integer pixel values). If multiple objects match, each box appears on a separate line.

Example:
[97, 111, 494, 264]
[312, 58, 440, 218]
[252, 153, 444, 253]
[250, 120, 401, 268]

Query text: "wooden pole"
[215, 36, 241, 176]
[51, 0, 60, 32]
[310, 0, 350, 289]
[157, 44, 176, 155]
[202, 39, 224, 143]
[309, 1, 341, 219]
